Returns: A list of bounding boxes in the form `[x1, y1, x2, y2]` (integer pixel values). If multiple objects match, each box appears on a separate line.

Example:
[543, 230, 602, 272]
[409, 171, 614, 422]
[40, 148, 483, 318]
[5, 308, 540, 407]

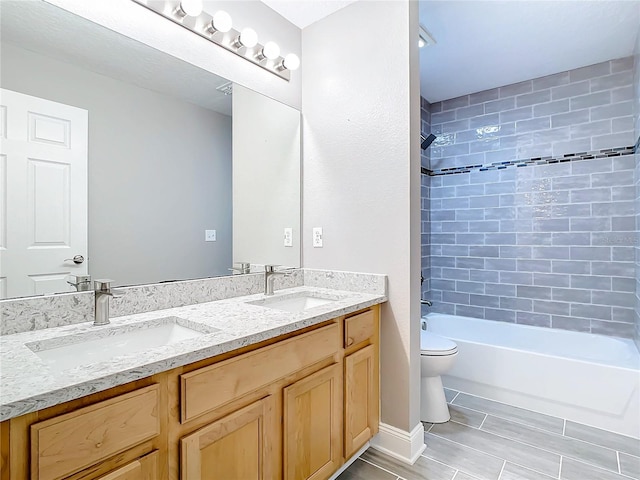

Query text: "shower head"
[421, 133, 437, 150]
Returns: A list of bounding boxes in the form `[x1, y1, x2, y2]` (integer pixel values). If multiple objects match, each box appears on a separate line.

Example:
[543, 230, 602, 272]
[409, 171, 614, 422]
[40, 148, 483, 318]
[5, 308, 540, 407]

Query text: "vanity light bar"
[131, 0, 296, 81]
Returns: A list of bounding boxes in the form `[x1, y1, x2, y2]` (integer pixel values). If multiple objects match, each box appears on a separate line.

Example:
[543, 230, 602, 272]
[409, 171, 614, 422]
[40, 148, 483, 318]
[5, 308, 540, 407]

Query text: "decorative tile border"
[422, 143, 637, 177]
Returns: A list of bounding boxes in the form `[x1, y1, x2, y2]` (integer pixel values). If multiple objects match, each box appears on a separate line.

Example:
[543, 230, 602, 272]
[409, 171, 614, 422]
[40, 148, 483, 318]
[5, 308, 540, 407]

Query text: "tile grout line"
[497, 460, 506, 480]
[617, 450, 621, 474]
[357, 457, 406, 479]
[558, 456, 563, 479]
[477, 413, 488, 430]
[426, 428, 561, 480]
[562, 418, 566, 436]
[432, 419, 624, 478]
[449, 390, 461, 403]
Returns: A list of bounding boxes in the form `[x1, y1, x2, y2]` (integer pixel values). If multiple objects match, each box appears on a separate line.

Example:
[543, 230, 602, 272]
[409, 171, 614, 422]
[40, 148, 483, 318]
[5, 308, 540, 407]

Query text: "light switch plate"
[284, 228, 293, 247]
[205, 229, 217, 242]
[313, 227, 323, 248]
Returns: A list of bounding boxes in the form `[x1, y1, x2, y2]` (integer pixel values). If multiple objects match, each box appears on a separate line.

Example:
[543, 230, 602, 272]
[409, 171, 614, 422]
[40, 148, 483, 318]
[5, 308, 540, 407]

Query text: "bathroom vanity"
[0, 282, 384, 480]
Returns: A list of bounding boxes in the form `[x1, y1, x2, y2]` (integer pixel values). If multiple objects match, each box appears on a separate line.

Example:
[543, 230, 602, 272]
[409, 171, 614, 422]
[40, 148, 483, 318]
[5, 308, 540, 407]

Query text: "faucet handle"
[94, 279, 114, 291]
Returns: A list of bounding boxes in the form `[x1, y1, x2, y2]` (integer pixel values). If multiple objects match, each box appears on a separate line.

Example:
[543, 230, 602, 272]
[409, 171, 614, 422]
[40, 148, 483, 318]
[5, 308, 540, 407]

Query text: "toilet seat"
[421, 331, 458, 356]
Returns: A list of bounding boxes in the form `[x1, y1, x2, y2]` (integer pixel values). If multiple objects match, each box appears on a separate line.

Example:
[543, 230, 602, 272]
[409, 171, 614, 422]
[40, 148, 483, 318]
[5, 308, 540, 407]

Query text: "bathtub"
[425, 313, 640, 439]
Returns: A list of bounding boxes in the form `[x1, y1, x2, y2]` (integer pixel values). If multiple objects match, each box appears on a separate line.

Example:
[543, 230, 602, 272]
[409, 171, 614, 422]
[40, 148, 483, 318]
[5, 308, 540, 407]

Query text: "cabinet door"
[180, 396, 276, 480]
[283, 364, 342, 480]
[344, 345, 378, 458]
[96, 451, 159, 480]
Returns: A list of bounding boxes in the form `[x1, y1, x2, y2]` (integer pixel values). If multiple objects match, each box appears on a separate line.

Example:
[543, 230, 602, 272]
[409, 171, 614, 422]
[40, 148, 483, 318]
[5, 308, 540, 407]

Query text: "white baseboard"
[370, 422, 426, 465]
[328, 442, 370, 480]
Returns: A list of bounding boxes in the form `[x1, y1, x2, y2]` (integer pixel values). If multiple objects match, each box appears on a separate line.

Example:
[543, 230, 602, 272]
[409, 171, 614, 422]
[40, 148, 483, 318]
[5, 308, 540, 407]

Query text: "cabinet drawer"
[31, 385, 160, 480]
[96, 450, 159, 480]
[181, 323, 340, 423]
[344, 309, 375, 348]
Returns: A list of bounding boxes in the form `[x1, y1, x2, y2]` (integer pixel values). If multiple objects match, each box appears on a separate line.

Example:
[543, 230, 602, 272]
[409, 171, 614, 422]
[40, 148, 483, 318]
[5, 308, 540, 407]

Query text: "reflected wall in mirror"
[0, 0, 301, 300]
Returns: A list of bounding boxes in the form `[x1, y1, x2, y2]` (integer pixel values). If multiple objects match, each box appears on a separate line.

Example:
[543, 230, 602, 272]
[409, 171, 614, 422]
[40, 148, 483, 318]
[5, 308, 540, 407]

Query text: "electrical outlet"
[205, 229, 217, 242]
[312, 227, 323, 248]
[284, 228, 293, 247]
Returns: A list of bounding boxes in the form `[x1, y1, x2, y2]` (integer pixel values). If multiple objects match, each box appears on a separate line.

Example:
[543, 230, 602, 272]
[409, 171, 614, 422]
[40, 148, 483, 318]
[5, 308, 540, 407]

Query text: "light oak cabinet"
[1, 305, 380, 480]
[284, 364, 342, 480]
[180, 396, 277, 480]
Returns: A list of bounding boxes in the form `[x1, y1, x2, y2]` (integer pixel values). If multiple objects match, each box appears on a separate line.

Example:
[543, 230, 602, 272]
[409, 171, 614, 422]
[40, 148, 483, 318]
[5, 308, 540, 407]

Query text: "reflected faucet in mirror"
[94, 280, 125, 326]
[229, 262, 251, 275]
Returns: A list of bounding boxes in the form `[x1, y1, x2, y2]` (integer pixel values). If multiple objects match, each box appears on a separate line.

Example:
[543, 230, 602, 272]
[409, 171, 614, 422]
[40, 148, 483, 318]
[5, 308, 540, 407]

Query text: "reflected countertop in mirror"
[0, 0, 301, 301]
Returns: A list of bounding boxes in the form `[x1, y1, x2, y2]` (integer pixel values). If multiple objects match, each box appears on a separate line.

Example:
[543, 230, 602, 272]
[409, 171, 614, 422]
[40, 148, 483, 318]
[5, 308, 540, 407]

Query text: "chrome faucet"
[421, 299, 432, 307]
[264, 265, 292, 296]
[94, 279, 124, 326]
[229, 262, 251, 275]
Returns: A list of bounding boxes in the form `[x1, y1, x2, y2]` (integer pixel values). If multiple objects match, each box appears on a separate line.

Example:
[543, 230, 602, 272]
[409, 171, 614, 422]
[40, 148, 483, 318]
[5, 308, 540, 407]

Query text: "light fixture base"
[131, 0, 291, 81]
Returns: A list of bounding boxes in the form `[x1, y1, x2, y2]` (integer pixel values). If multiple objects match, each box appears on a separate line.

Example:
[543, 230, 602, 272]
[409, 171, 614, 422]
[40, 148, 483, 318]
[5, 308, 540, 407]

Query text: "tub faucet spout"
[421, 299, 432, 307]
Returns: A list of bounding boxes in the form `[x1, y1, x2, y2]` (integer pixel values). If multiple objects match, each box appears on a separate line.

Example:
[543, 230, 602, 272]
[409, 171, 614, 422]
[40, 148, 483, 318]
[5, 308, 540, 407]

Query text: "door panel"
[0, 88, 88, 298]
[284, 364, 342, 480]
[344, 345, 377, 458]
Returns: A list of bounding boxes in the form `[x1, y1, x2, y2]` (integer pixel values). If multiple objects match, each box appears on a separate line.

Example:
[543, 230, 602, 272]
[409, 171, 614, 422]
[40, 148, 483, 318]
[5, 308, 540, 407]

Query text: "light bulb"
[180, 0, 202, 17]
[262, 41, 280, 60]
[283, 53, 300, 71]
[238, 28, 258, 48]
[211, 11, 232, 33]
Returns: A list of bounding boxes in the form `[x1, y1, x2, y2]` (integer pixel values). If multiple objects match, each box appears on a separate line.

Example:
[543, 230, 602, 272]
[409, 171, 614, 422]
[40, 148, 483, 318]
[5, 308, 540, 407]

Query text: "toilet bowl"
[420, 328, 458, 423]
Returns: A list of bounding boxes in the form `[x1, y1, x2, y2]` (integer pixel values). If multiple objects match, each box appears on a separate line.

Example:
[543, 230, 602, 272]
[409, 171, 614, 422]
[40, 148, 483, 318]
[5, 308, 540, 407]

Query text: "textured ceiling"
[419, 0, 640, 102]
[0, 1, 232, 115]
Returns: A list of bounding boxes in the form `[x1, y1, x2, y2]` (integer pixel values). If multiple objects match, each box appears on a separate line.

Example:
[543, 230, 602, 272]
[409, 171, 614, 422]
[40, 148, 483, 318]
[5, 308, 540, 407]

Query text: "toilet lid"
[421, 331, 458, 356]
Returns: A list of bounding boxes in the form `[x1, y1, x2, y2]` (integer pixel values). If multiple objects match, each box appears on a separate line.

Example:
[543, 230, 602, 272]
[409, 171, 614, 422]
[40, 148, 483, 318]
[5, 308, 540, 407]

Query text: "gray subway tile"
[456, 184, 485, 196]
[534, 300, 570, 315]
[469, 245, 499, 257]
[457, 257, 485, 269]
[552, 287, 591, 303]
[500, 80, 533, 98]
[517, 89, 551, 108]
[570, 217, 611, 232]
[551, 232, 591, 245]
[564, 421, 640, 457]
[441, 222, 470, 233]
[485, 258, 517, 271]
[592, 131, 635, 150]
[551, 109, 590, 128]
[483, 308, 517, 323]
[591, 320, 635, 338]
[470, 270, 500, 283]
[533, 219, 570, 233]
[569, 61, 610, 82]
[570, 275, 611, 290]
[591, 232, 635, 247]
[612, 155, 635, 171]
[571, 303, 612, 320]
[469, 138, 500, 153]
[456, 103, 485, 120]
[485, 283, 517, 296]
[591, 262, 635, 277]
[501, 296, 533, 311]
[561, 458, 630, 480]
[534, 99, 570, 117]
[470, 88, 500, 105]
[442, 267, 471, 280]
[619, 453, 640, 479]
[552, 174, 590, 190]
[500, 106, 533, 123]
[570, 119, 611, 139]
[517, 285, 552, 300]
[500, 246, 533, 259]
[457, 233, 487, 245]
[592, 290, 636, 308]
[441, 119, 471, 134]
[570, 91, 611, 110]
[551, 315, 591, 332]
[469, 221, 500, 233]
[611, 56, 634, 72]
[517, 233, 553, 246]
[442, 95, 470, 111]
[469, 195, 500, 208]
[552, 138, 592, 156]
[571, 157, 612, 174]
[517, 259, 552, 272]
[484, 207, 516, 220]
[485, 181, 516, 194]
[551, 80, 590, 100]
[590, 100, 634, 120]
[611, 85, 634, 102]
[533, 273, 571, 287]
[455, 304, 485, 318]
[611, 276, 635, 292]
[534, 128, 571, 145]
[517, 311, 551, 327]
[532, 71, 570, 91]
[501, 462, 556, 480]
[442, 245, 470, 256]
[590, 70, 633, 92]
[516, 117, 551, 133]
[456, 281, 485, 294]
[443, 291, 470, 305]
[612, 116, 634, 133]
[469, 294, 500, 308]
[552, 260, 591, 274]
[570, 187, 611, 203]
[432, 110, 457, 124]
[485, 97, 515, 114]
[593, 201, 635, 216]
[500, 271, 534, 285]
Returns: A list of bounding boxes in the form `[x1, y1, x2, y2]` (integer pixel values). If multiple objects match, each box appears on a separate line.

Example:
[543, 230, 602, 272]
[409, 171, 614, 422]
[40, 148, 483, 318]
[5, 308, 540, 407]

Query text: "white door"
[0, 88, 88, 299]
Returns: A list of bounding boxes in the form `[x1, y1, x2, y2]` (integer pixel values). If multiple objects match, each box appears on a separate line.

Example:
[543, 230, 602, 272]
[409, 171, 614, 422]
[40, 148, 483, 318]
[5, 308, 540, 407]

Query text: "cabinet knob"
[95, 442, 102, 448]
[347, 337, 354, 346]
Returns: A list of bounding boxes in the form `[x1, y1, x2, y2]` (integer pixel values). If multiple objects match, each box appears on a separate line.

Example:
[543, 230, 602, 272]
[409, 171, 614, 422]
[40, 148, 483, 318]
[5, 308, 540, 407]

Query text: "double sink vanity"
[0, 269, 386, 480]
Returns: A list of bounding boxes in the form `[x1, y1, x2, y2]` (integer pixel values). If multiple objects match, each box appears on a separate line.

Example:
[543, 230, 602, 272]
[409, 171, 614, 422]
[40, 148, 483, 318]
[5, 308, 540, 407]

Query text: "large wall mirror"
[0, 0, 301, 300]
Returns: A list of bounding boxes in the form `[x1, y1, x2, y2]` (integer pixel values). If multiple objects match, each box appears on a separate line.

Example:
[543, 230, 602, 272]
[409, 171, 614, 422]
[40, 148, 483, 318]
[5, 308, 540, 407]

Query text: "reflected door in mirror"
[0, 89, 88, 299]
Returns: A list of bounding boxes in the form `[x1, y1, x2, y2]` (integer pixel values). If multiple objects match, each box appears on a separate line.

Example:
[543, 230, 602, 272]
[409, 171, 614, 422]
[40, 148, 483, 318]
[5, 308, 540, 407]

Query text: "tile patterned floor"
[338, 388, 640, 480]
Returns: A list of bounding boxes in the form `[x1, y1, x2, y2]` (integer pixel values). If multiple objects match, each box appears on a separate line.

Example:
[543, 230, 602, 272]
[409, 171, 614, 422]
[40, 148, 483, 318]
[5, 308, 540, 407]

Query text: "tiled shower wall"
[634, 35, 640, 350]
[421, 98, 432, 305]
[423, 58, 638, 338]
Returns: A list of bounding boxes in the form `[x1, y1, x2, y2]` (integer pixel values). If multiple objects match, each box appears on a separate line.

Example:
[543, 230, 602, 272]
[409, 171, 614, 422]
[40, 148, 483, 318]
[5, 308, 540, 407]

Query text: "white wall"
[301, 0, 422, 442]
[233, 84, 301, 268]
[43, 0, 302, 110]
[1, 43, 233, 286]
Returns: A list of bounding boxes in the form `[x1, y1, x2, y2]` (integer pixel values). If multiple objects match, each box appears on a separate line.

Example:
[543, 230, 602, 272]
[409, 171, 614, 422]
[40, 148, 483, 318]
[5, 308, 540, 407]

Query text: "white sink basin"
[27, 317, 216, 370]
[248, 292, 339, 313]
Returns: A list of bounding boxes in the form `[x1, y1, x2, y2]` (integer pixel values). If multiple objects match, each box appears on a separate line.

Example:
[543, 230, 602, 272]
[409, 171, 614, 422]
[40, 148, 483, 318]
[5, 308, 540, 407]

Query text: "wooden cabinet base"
[1, 305, 380, 480]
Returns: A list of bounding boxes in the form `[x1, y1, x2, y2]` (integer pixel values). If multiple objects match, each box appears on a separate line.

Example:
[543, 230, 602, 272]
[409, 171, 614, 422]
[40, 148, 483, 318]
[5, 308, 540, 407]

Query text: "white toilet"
[420, 324, 458, 423]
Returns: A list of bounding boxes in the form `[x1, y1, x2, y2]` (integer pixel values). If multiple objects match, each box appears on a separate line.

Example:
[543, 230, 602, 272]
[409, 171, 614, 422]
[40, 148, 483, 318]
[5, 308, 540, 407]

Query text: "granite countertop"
[0, 286, 386, 422]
